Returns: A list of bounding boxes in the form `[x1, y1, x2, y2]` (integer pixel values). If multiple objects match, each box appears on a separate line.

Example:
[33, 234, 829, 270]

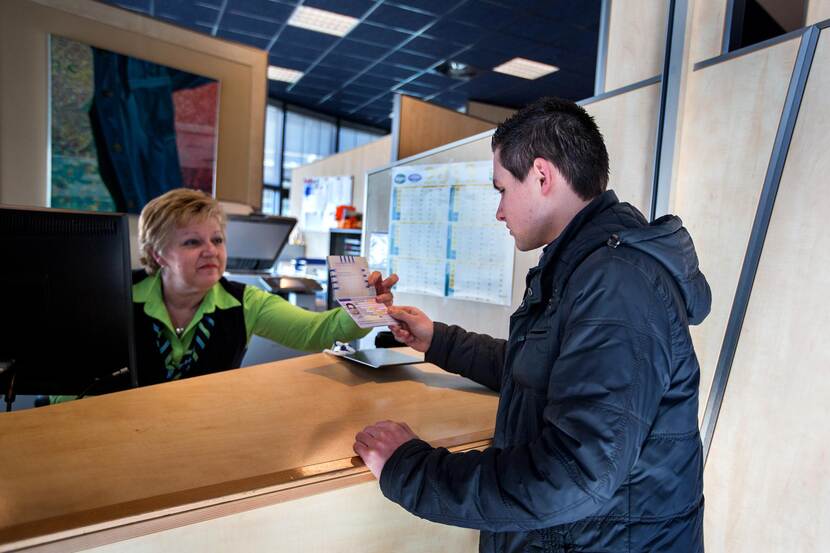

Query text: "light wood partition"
[396, 95, 495, 161]
[688, 0, 729, 64]
[0, 350, 495, 552]
[0, 0, 266, 208]
[807, 0, 830, 24]
[672, 38, 800, 420]
[604, 0, 668, 90]
[85, 480, 477, 553]
[583, 83, 661, 215]
[466, 101, 516, 124]
[288, 135, 392, 258]
[702, 30, 830, 553]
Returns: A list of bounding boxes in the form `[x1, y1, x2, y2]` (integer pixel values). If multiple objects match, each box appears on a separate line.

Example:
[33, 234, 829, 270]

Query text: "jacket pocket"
[511, 324, 556, 392]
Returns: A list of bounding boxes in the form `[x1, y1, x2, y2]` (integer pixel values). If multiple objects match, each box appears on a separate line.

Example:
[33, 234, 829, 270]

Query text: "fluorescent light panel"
[493, 57, 559, 80]
[287, 6, 358, 37]
[268, 65, 303, 83]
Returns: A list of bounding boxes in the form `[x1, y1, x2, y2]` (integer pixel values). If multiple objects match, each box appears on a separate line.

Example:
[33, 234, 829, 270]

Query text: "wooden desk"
[0, 350, 498, 552]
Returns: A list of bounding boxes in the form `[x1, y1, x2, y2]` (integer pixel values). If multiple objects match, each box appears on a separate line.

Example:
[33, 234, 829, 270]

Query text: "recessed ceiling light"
[435, 60, 479, 81]
[492, 57, 559, 80]
[267, 65, 303, 83]
[287, 6, 358, 37]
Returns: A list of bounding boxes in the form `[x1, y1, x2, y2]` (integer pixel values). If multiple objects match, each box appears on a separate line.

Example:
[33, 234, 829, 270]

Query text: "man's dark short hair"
[491, 97, 610, 200]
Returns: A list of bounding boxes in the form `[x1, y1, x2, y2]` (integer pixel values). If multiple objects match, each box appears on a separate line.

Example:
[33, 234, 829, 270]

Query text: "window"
[263, 103, 283, 186]
[282, 108, 337, 190]
[338, 123, 384, 153]
[261, 102, 386, 215]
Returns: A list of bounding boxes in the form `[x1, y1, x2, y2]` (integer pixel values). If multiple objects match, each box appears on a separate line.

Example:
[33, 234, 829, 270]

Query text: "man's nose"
[496, 201, 505, 222]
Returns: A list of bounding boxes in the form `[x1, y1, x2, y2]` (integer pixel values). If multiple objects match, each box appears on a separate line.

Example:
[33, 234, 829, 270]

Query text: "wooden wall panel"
[466, 101, 516, 124]
[583, 83, 661, 215]
[604, 0, 668, 90]
[85, 480, 478, 553]
[672, 39, 799, 421]
[688, 0, 729, 64]
[397, 95, 494, 161]
[288, 135, 392, 258]
[806, 0, 830, 25]
[702, 31, 830, 553]
[0, 0, 266, 209]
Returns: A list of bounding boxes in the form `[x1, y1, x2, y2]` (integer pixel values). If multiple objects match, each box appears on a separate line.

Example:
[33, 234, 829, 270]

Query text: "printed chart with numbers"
[388, 161, 514, 306]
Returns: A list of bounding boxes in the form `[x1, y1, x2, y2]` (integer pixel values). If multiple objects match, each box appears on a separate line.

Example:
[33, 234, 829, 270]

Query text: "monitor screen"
[0, 206, 137, 396]
[225, 214, 296, 272]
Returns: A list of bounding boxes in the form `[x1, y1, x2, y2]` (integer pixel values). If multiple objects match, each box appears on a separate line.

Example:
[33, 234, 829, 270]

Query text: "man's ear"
[533, 157, 557, 196]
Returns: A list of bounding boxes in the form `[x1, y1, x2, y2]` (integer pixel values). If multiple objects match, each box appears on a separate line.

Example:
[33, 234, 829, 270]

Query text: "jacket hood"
[537, 191, 711, 325]
[612, 213, 711, 325]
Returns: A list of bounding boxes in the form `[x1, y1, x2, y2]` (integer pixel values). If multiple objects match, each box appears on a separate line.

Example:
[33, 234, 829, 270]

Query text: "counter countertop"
[0, 349, 498, 551]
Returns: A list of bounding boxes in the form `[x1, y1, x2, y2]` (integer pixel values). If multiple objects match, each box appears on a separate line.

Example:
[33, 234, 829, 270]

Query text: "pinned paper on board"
[388, 161, 514, 306]
[302, 175, 353, 231]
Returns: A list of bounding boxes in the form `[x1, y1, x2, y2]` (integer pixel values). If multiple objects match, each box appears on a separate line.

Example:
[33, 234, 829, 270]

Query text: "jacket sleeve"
[379, 256, 673, 531]
[426, 322, 507, 392]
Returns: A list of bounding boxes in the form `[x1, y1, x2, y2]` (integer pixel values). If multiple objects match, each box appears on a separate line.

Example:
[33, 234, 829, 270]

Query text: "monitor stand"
[1, 359, 17, 412]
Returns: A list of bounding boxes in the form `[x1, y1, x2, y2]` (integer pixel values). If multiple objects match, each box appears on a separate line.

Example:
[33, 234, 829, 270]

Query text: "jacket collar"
[132, 272, 241, 336]
[524, 190, 622, 306]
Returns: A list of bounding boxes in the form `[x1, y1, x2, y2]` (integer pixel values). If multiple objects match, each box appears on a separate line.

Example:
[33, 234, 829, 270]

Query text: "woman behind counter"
[133, 188, 397, 385]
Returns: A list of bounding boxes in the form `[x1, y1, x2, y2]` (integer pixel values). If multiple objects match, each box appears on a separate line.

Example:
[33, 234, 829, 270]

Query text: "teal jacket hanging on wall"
[89, 48, 210, 213]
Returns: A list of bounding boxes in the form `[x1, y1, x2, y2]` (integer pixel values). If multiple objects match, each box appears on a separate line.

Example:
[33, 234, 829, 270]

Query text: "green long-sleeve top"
[133, 273, 370, 368]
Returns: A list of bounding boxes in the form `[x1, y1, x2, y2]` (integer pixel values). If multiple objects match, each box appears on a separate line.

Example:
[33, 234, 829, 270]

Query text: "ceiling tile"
[279, 26, 340, 49]
[386, 0, 454, 16]
[351, 74, 400, 91]
[226, 1, 293, 21]
[337, 39, 389, 61]
[270, 42, 327, 63]
[98, 0, 598, 130]
[365, 4, 437, 32]
[303, 0, 375, 18]
[450, 1, 515, 28]
[385, 50, 436, 71]
[348, 22, 413, 47]
[405, 36, 464, 58]
[422, 20, 484, 46]
[370, 63, 419, 82]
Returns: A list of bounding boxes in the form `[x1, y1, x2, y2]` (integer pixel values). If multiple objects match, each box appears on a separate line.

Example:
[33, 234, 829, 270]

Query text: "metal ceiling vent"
[435, 60, 479, 81]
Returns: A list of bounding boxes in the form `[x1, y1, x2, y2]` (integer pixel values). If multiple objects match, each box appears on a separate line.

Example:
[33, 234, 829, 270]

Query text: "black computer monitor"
[224, 213, 297, 272]
[0, 206, 137, 396]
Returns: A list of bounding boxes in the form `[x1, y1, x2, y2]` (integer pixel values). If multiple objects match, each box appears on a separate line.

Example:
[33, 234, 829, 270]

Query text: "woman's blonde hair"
[138, 188, 227, 275]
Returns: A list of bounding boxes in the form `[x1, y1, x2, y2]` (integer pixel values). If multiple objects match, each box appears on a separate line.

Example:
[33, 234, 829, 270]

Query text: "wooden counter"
[0, 350, 498, 552]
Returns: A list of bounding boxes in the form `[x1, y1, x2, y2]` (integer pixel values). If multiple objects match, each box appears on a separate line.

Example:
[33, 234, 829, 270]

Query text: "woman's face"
[155, 218, 227, 294]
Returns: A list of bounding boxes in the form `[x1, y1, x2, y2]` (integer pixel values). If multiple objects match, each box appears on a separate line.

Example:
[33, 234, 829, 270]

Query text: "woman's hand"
[367, 272, 398, 307]
[387, 306, 434, 353]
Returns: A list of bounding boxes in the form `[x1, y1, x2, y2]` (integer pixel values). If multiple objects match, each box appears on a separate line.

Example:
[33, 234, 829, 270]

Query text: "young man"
[354, 97, 711, 552]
